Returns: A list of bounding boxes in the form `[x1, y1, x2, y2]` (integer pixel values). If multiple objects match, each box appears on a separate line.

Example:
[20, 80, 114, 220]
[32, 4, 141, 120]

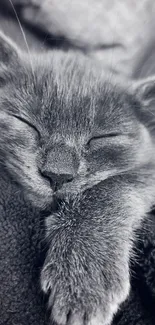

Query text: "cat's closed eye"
[11, 114, 41, 139]
[87, 132, 122, 150]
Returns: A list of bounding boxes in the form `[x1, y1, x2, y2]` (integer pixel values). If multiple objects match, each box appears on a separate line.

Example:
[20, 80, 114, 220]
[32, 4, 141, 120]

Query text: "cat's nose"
[42, 170, 73, 191]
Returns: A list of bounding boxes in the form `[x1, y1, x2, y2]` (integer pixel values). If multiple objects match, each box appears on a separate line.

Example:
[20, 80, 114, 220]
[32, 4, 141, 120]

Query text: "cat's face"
[0, 33, 154, 208]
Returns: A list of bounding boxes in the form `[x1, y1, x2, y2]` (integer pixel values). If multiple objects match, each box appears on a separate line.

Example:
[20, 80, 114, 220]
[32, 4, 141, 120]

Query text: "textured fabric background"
[0, 169, 47, 325]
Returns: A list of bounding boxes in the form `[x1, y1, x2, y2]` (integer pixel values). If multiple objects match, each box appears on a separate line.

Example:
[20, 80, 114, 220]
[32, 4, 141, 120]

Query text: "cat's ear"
[132, 76, 155, 109]
[0, 31, 19, 67]
[132, 77, 155, 132]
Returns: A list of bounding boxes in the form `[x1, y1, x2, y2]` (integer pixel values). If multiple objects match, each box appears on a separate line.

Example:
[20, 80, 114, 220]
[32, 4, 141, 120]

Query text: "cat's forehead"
[34, 54, 133, 113]
[2, 52, 137, 137]
[33, 74, 132, 136]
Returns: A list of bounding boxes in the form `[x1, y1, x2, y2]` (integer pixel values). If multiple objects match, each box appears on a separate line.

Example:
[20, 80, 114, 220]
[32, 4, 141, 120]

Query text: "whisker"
[8, 0, 35, 80]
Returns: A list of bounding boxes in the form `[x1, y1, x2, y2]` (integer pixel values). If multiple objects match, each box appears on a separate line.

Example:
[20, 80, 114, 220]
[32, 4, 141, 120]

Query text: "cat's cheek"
[23, 167, 54, 208]
[9, 147, 54, 208]
[26, 183, 54, 209]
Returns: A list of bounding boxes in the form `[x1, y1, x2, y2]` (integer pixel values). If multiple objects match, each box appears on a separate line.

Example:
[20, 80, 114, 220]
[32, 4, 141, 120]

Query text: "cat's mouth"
[27, 168, 127, 208]
[54, 175, 99, 197]
[54, 169, 126, 198]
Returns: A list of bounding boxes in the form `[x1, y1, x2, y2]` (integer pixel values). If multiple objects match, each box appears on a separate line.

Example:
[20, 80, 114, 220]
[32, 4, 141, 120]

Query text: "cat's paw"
[41, 203, 131, 325]
[41, 254, 130, 325]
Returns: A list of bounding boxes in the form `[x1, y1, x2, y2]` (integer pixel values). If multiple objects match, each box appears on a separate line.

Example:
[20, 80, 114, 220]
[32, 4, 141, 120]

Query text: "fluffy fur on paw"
[41, 200, 130, 325]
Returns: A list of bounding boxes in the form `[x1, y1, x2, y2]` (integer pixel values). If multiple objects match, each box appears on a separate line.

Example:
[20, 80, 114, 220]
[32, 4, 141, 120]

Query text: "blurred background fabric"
[2, 0, 155, 77]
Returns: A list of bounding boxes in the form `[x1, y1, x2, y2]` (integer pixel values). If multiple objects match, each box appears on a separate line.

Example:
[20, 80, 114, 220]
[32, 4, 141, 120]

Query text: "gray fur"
[0, 33, 155, 325]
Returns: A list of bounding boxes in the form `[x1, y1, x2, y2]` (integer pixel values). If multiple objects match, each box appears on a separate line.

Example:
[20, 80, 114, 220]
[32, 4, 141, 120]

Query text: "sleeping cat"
[0, 32, 155, 325]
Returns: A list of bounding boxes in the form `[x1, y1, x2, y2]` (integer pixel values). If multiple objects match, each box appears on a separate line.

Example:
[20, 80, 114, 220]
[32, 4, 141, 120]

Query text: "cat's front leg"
[41, 171, 155, 325]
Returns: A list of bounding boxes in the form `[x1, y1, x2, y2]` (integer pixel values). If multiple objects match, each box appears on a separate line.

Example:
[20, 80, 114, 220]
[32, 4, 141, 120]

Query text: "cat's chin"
[56, 170, 120, 198]
[56, 178, 96, 199]
[55, 173, 113, 198]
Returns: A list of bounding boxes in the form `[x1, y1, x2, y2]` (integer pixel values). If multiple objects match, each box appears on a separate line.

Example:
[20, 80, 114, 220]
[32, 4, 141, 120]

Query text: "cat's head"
[0, 32, 154, 208]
